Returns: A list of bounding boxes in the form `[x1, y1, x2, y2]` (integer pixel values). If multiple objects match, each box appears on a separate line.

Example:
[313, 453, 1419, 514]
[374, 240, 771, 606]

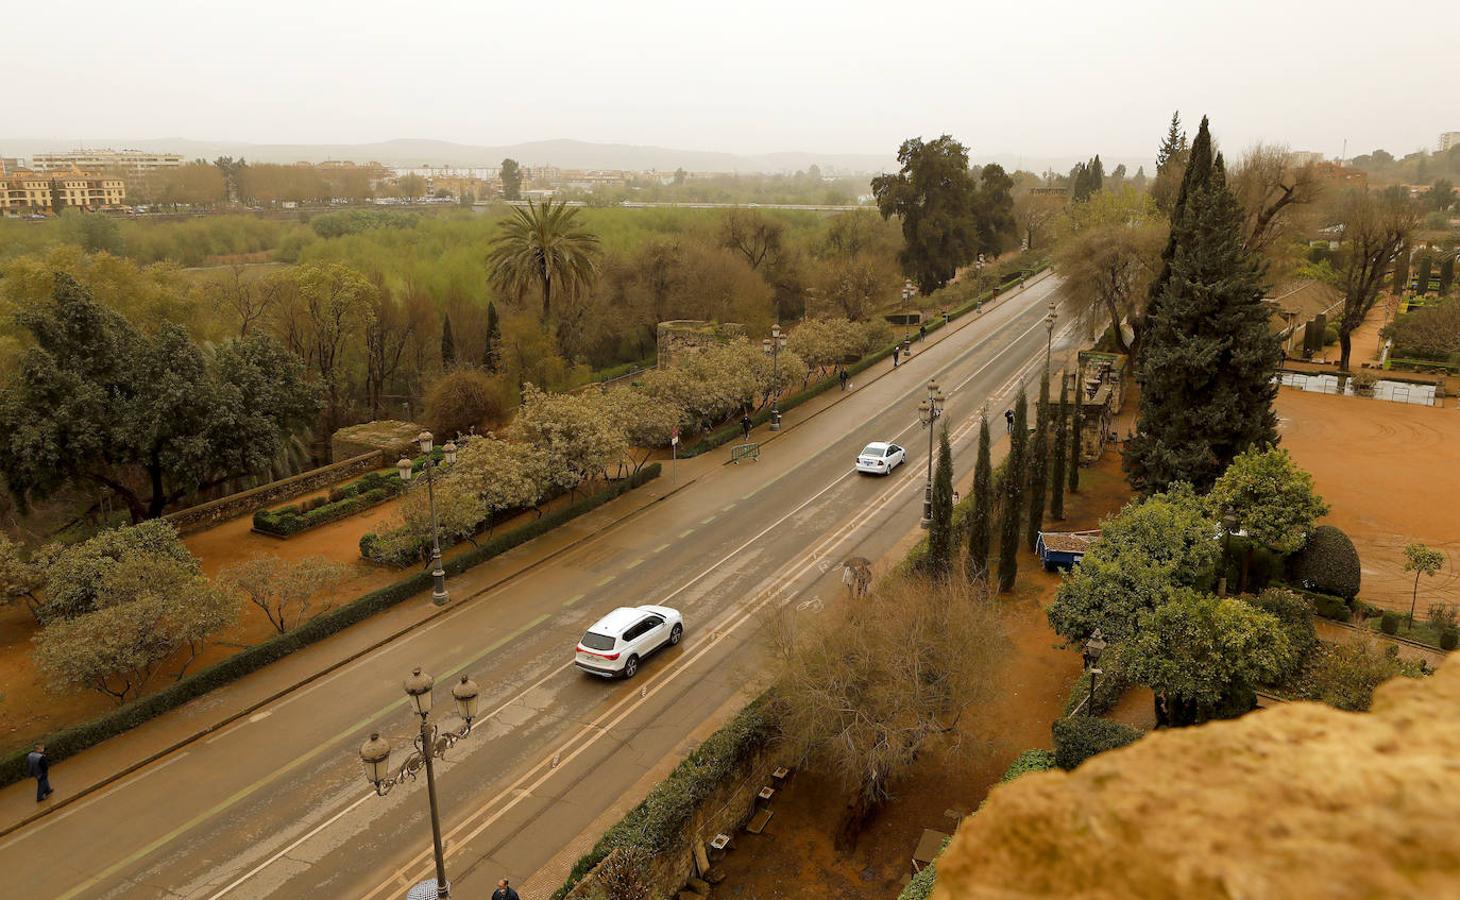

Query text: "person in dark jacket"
[27, 743, 52, 803]
[1005, 408, 1015, 434]
[919, 323, 927, 342]
[740, 413, 752, 442]
[838, 368, 849, 391]
[492, 879, 520, 900]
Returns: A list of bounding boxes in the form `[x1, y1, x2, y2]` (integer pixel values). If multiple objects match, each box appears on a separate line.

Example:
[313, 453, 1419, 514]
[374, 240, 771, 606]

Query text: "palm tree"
[486, 198, 600, 322]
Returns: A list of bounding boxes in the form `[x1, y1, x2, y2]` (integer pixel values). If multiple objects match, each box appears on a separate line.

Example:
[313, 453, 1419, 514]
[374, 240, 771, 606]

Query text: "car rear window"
[581, 631, 616, 651]
[860, 445, 881, 457]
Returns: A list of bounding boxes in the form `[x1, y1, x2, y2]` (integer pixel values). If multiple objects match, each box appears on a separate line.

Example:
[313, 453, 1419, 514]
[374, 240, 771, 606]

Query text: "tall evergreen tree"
[1156, 112, 1188, 174]
[483, 302, 502, 372]
[997, 385, 1028, 593]
[926, 423, 955, 577]
[1050, 377, 1069, 520]
[1068, 373, 1081, 493]
[1025, 376, 1051, 551]
[1125, 151, 1283, 494]
[440, 313, 456, 367]
[1139, 117, 1216, 359]
[967, 412, 994, 583]
[1391, 245, 1410, 295]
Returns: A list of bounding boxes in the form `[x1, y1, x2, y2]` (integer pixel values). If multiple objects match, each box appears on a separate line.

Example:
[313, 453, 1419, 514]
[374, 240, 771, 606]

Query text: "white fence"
[1277, 372, 1436, 407]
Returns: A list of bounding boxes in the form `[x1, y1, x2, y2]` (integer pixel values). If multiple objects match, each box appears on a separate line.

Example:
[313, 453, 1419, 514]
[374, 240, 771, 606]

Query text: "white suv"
[575, 605, 684, 678]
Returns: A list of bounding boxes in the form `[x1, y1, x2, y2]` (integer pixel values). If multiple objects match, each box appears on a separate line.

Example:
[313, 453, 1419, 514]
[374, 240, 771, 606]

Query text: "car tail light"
[603, 652, 620, 660]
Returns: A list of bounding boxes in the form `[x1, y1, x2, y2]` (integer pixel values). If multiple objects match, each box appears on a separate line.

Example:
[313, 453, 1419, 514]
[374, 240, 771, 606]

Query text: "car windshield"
[860, 445, 884, 457]
[580, 631, 615, 651]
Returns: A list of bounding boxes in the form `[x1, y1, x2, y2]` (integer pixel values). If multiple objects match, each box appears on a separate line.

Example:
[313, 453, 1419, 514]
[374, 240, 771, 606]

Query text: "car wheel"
[623, 655, 639, 679]
[669, 624, 683, 646]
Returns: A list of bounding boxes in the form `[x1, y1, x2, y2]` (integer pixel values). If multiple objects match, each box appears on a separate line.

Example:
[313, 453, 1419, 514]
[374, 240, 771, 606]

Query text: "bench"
[746, 808, 774, 834]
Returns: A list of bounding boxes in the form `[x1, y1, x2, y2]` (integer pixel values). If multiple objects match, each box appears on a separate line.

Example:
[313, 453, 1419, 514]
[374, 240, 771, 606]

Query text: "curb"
[0, 476, 699, 839]
[725, 269, 1055, 463]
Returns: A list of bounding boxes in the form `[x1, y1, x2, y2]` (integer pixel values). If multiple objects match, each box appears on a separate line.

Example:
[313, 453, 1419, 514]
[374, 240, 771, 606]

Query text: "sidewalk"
[0, 271, 1054, 839]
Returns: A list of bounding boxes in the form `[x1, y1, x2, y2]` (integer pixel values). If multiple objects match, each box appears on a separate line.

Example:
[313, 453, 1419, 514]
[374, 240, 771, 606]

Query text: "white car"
[575, 605, 684, 679]
[855, 441, 907, 475]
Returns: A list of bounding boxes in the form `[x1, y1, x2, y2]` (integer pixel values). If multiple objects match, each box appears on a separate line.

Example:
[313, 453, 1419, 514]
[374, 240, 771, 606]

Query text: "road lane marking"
[699, 515, 717, 525]
[66, 286, 1066, 899]
[623, 558, 644, 569]
[594, 575, 614, 587]
[677, 529, 694, 538]
[652, 544, 669, 554]
[560, 593, 586, 608]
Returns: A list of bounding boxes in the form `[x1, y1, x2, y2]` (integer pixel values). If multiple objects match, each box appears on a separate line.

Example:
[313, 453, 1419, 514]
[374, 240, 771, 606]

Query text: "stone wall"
[566, 744, 782, 900]
[656, 320, 746, 369]
[163, 451, 385, 536]
[330, 420, 426, 463]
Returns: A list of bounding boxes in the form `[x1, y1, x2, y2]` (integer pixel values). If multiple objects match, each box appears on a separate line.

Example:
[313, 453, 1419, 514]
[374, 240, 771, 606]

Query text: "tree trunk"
[147, 454, 169, 520]
[1338, 331, 1353, 372]
[835, 789, 882, 852]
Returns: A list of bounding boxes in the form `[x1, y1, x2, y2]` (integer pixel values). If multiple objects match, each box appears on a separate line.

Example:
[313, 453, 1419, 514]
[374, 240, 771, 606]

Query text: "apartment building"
[0, 168, 126, 215]
[31, 148, 182, 174]
[1440, 132, 1460, 153]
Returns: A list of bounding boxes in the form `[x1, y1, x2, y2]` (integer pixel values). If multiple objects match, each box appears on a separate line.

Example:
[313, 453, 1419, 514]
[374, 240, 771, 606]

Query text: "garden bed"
[251, 449, 445, 538]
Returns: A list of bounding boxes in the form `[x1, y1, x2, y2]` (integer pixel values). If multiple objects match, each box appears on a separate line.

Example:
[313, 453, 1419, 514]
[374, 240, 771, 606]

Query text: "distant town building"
[1288, 151, 1325, 166]
[31, 148, 182, 174]
[1440, 132, 1460, 153]
[0, 167, 126, 215]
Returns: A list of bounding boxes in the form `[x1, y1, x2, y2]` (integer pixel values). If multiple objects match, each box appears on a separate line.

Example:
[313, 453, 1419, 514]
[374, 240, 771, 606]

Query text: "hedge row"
[0, 465, 661, 791]
[1051, 716, 1143, 771]
[251, 452, 446, 538]
[551, 696, 775, 900]
[679, 264, 1049, 460]
[1062, 652, 1131, 717]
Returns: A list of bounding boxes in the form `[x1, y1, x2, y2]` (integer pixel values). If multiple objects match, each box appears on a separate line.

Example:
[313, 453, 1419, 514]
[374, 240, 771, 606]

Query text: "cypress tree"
[1068, 372, 1081, 493]
[967, 412, 994, 583]
[1124, 151, 1283, 493]
[483, 302, 502, 372]
[1392, 246, 1410, 295]
[997, 384, 1028, 593]
[926, 423, 955, 577]
[1025, 375, 1051, 551]
[1143, 118, 1216, 335]
[1440, 254, 1455, 295]
[1415, 252, 1434, 296]
[1050, 377, 1068, 520]
[441, 314, 456, 367]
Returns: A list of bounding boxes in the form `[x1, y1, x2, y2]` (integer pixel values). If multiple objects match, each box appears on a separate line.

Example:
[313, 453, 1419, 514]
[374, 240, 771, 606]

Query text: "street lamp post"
[1220, 512, 1238, 597]
[1081, 628, 1107, 717]
[398, 433, 457, 606]
[762, 324, 787, 431]
[901, 280, 916, 347]
[917, 379, 947, 529]
[359, 669, 481, 900]
[1045, 300, 1058, 370]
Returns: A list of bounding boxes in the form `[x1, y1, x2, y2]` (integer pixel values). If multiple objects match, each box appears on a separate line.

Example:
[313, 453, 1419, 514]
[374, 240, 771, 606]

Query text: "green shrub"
[999, 748, 1056, 783]
[1441, 630, 1458, 651]
[0, 465, 663, 791]
[897, 852, 942, 900]
[552, 694, 773, 900]
[1287, 524, 1362, 600]
[1303, 590, 1353, 623]
[1354, 600, 1383, 620]
[1252, 588, 1317, 676]
[1323, 324, 1339, 346]
[1380, 611, 1400, 635]
[1051, 716, 1143, 770]
[1063, 651, 1130, 717]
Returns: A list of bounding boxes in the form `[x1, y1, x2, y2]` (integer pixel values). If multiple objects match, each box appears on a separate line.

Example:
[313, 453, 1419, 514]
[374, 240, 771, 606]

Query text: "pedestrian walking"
[1004, 409, 1015, 434]
[492, 879, 520, 900]
[26, 743, 52, 803]
[892, 346, 900, 368]
[838, 368, 849, 392]
[919, 323, 927, 342]
[740, 413, 752, 442]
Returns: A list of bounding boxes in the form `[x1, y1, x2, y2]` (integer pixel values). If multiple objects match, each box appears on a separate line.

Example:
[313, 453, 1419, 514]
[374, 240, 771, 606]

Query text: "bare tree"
[208, 264, 288, 337]
[1011, 190, 1065, 252]
[1230, 144, 1322, 281]
[719, 208, 785, 271]
[218, 555, 350, 633]
[363, 280, 426, 418]
[1052, 188, 1167, 359]
[1333, 189, 1419, 371]
[768, 568, 1007, 849]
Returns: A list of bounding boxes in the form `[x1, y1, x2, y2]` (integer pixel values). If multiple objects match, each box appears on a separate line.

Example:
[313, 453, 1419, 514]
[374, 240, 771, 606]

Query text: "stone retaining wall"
[163, 451, 386, 536]
[565, 745, 782, 900]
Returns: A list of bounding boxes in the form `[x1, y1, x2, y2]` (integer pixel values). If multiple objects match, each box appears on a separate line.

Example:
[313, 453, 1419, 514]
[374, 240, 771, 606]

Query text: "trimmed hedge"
[1051, 716, 1142, 770]
[0, 465, 661, 791]
[999, 748, 1056, 783]
[552, 695, 774, 900]
[1301, 589, 1353, 623]
[254, 473, 403, 537]
[1380, 610, 1400, 635]
[1252, 588, 1318, 677]
[1288, 524, 1361, 600]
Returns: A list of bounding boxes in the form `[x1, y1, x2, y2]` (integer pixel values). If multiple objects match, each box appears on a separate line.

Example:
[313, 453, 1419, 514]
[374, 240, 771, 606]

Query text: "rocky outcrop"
[933, 660, 1460, 899]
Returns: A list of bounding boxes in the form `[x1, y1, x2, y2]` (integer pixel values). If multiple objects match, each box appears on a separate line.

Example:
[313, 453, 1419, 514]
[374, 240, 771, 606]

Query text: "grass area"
[1365, 614, 1455, 649]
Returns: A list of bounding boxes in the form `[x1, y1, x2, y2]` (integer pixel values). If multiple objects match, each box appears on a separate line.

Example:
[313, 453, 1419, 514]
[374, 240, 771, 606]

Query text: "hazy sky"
[7, 0, 1454, 161]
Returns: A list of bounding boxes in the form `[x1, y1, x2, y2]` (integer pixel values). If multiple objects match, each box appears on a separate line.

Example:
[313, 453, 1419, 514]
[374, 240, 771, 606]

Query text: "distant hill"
[0, 136, 897, 175]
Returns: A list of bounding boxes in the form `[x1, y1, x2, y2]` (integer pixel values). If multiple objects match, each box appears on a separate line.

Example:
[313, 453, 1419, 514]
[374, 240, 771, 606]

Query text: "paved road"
[0, 275, 1071, 900]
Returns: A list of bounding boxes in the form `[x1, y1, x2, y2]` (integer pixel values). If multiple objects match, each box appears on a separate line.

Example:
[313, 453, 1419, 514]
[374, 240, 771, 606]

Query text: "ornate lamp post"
[398, 433, 457, 606]
[917, 379, 947, 529]
[901, 280, 916, 348]
[1045, 299, 1058, 370]
[1220, 511, 1238, 597]
[359, 669, 480, 900]
[1081, 628, 1107, 717]
[762, 324, 787, 432]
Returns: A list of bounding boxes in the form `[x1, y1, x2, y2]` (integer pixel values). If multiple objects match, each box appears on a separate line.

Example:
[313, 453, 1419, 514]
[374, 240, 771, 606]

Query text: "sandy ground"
[711, 452, 1134, 899]
[1276, 388, 1460, 614]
